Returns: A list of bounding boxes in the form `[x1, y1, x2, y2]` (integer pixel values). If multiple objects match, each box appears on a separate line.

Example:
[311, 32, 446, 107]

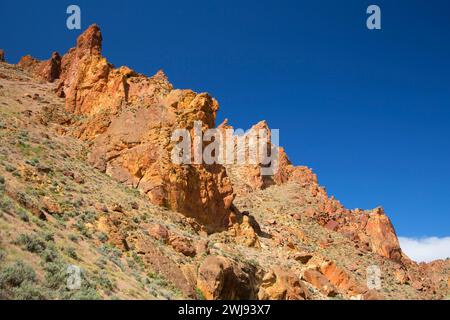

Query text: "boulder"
[258, 267, 309, 300]
[302, 269, 338, 297]
[196, 256, 259, 300]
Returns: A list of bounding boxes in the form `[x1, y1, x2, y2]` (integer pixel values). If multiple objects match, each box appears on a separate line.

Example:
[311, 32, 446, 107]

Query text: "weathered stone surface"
[258, 267, 309, 300]
[233, 215, 260, 248]
[169, 234, 196, 257]
[18, 52, 61, 82]
[147, 224, 169, 243]
[292, 252, 313, 264]
[196, 256, 259, 300]
[319, 261, 367, 296]
[364, 207, 402, 261]
[28, 25, 236, 232]
[302, 269, 338, 297]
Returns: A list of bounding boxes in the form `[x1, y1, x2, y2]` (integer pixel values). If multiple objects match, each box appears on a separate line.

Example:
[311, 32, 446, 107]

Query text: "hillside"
[0, 25, 448, 300]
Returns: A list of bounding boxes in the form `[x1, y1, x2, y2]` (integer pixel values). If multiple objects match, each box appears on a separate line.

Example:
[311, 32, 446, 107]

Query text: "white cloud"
[399, 236, 450, 263]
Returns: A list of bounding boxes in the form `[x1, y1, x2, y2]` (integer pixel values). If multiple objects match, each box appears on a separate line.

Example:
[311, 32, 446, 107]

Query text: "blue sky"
[1, 0, 449, 241]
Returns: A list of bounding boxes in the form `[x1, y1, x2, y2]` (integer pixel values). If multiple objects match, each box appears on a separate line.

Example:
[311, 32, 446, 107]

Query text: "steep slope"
[0, 25, 448, 300]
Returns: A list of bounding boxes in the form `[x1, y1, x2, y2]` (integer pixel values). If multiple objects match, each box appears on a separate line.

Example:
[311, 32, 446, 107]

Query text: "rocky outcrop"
[221, 120, 318, 196]
[363, 208, 402, 261]
[84, 88, 234, 231]
[18, 52, 61, 82]
[196, 256, 310, 300]
[19, 24, 235, 232]
[302, 268, 338, 297]
[258, 267, 309, 300]
[223, 120, 403, 261]
[196, 256, 260, 300]
[0, 49, 5, 62]
[319, 261, 385, 299]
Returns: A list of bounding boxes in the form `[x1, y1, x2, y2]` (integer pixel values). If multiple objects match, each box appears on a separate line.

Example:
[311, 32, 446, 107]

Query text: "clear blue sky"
[1, 0, 449, 238]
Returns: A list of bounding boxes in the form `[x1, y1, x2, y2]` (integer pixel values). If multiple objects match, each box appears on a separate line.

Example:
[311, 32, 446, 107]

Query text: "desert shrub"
[97, 232, 108, 243]
[195, 287, 206, 300]
[39, 230, 55, 242]
[131, 251, 145, 270]
[95, 270, 115, 292]
[68, 234, 78, 243]
[80, 210, 96, 223]
[5, 164, 16, 173]
[0, 249, 6, 261]
[31, 216, 46, 228]
[95, 257, 108, 268]
[14, 234, 46, 254]
[65, 247, 78, 260]
[11, 280, 48, 300]
[147, 272, 169, 287]
[17, 207, 30, 222]
[42, 261, 67, 290]
[74, 218, 92, 238]
[15, 191, 33, 208]
[25, 158, 40, 167]
[69, 287, 101, 300]
[0, 175, 5, 192]
[0, 195, 13, 213]
[98, 244, 123, 270]
[0, 261, 36, 288]
[40, 244, 59, 263]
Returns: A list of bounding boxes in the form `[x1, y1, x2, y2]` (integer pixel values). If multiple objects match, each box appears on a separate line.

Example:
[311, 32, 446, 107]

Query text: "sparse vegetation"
[14, 233, 47, 254]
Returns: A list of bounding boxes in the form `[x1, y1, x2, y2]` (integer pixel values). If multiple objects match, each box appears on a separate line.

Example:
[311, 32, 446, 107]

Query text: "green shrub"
[0, 249, 6, 261]
[98, 245, 123, 270]
[0, 195, 13, 213]
[69, 287, 101, 300]
[97, 232, 108, 243]
[0, 175, 5, 192]
[68, 234, 78, 243]
[0, 261, 36, 288]
[39, 230, 55, 242]
[66, 247, 78, 260]
[40, 245, 59, 263]
[42, 261, 67, 290]
[14, 234, 46, 254]
[17, 208, 30, 222]
[31, 216, 46, 228]
[95, 271, 115, 292]
[195, 287, 206, 300]
[12, 280, 48, 300]
[5, 164, 16, 173]
[15, 191, 33, 208]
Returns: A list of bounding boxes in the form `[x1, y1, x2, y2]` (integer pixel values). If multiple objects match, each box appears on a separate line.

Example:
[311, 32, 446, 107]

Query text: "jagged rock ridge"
[0, 24, 448, 300]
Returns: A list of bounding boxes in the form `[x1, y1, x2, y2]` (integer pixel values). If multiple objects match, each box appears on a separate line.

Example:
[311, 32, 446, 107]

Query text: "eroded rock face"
[258, 267, 309, 300]
[319, 261, 370, 297]
[18, 52, 61, 82]
[196, 256, 259, 300]
[0, 49, 5, 62]
[302, 269, 338, 297]
[20, 24, 235, 232]
[221, 120, 318, 196]
[223, 121, 403, 261]
[85, 89, 234, 231]
[364, 208, 402, 261]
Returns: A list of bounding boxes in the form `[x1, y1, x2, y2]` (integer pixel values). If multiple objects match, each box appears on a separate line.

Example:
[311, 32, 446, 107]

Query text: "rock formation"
[3, 24, 447, 301]
[18, 24, 235, 232]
